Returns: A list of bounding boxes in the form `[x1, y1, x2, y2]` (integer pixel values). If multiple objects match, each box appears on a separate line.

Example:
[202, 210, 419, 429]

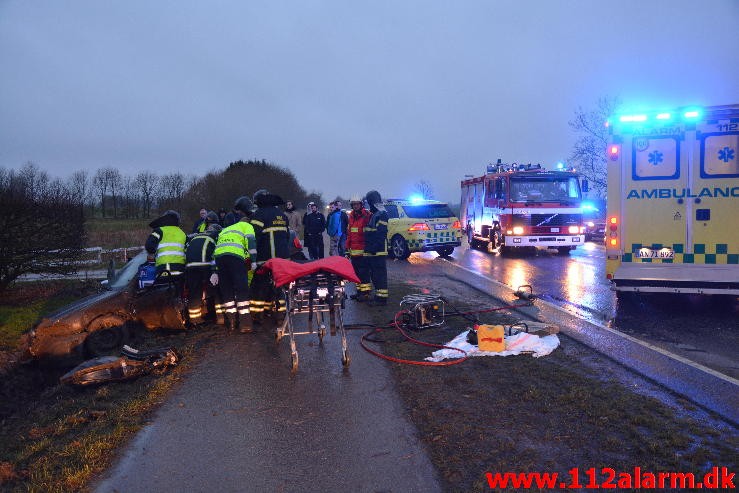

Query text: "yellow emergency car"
[384, 198, 462, 259]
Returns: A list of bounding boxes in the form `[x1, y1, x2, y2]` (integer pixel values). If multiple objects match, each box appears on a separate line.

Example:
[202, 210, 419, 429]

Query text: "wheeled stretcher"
[257, 257, 361, 372]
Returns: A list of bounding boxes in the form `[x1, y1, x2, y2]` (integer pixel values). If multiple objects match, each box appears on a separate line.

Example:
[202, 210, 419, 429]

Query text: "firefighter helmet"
[233, 196, 254, 215]
[253, 189, 269, 205]
[206, 211, 219, 224]
[148, 209, 180, 228]
[364, 190, 385, 212]
[349, 194, 362, 204]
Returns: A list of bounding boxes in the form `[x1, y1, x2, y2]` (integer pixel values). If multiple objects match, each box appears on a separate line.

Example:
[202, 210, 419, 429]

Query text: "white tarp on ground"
[426, 330, 560, 362]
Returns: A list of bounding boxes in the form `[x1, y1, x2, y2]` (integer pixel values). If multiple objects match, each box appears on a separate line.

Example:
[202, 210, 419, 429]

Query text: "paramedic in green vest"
[145, 210, 187, 283]
[212, 196, 257, 333]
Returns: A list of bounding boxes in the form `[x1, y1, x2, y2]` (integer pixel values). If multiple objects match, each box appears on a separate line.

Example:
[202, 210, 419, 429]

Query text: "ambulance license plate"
[634, 248, 674, 259]
[434, 224, 448, 230]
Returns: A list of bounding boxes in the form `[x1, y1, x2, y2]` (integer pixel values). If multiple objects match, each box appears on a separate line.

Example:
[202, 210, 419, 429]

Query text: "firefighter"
[145, 209, 187, 284]
[363, 190, 389, 305]
[346, 195, 372, 301]
[185, 217, 222, 326]
[249, 189, 290, 323]
[212, 196, 257, 333]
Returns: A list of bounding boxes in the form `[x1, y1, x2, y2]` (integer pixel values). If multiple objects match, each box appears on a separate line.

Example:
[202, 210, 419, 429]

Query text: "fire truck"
[606, 104, 739, 295]
[460, 161, 586, 255]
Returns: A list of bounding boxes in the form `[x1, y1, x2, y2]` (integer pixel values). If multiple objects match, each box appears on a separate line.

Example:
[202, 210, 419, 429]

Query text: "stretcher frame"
[275, 272, 350, 373]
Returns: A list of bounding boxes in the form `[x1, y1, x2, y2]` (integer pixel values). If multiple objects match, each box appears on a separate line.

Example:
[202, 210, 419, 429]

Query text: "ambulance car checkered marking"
[623, 243, 738, 264]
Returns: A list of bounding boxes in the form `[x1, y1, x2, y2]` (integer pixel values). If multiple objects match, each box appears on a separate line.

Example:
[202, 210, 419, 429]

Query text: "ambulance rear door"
[621, 126, 688, 262]
[690, 112, 739, 269]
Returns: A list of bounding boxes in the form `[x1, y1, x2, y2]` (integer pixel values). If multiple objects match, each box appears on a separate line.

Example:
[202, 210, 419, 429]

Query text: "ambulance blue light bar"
[409, 195, 425, 205]
[614, 106, 704, 125]
[683, 108, 702, 119]
[619, 114, 647, 122]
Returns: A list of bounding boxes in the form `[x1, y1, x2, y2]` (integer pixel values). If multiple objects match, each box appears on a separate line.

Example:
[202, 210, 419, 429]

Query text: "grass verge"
[0, 328, 216, 492]
[0, 279, 217, 492]
[381, 277, 738, 492]
[0, 281, 100, 351]
[85, 218, 150, 250]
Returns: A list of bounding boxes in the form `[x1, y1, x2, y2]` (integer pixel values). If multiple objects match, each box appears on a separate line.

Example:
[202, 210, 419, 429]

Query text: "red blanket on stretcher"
[257, 257, 361, 287]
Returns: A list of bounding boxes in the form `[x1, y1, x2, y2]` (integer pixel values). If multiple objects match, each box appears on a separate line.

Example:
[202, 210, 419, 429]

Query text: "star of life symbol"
[718, 146, 735, 163]
[648, 150, 664, 165]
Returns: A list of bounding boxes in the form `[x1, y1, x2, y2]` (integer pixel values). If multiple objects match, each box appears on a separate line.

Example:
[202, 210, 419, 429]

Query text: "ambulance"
[606, 104, 739, 295]
[460, 161, 586, 255]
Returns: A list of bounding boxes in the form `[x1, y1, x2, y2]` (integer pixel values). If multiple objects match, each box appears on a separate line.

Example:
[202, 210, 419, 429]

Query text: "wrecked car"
[26, 251, 186, 365]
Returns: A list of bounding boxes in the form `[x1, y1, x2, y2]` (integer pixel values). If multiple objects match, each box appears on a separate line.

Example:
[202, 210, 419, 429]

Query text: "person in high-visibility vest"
[212, 196, 257, 333]
[145, 210, 186, 284]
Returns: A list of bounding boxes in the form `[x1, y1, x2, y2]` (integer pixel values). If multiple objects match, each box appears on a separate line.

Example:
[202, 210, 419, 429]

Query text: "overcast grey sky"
[1, 0, 738, 203]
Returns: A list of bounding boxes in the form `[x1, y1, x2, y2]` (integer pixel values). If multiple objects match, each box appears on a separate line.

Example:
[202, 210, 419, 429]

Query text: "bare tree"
[158, 172, 185, 212]
[18, 162, 50, 201]
[120, 175, 139, 218]
[93, 168, 110, 217]
[414, 180, 435, 200]
[569, 96, 621, 198]
[0, 167, 86, 292]
[68, 170, 91, 215]
[107, 167, 123, 218]
[135, 171, 159, 218]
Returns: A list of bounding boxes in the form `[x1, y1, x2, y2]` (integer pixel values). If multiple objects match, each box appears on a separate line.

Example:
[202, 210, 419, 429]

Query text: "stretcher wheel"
[318, 325, 326, 342]
[290, 351, 299, 373]
[342, 350, 351, 367]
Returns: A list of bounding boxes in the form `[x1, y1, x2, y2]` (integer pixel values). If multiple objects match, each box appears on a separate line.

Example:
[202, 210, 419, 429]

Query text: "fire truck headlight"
[512, 226, 524, 235]
[568, 225, 580, 234]
[587, 221, 594, 227]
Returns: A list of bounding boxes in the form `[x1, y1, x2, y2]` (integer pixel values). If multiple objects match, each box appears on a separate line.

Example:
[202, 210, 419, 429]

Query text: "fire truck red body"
[460, 162, 586, 254]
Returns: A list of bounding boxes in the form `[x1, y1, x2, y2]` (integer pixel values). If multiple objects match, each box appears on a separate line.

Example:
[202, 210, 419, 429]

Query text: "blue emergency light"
[409, 194, 425, 205]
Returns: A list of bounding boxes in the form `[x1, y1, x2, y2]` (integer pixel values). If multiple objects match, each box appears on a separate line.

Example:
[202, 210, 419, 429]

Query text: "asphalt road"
[443, 240, 739, 379]
[92, 250, 737, 492]
[93, 303, 441, 493]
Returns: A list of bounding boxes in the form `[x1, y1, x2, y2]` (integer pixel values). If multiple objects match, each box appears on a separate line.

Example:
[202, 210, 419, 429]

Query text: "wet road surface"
[94, 309, 441, 493]
[427, 241, 739, 379]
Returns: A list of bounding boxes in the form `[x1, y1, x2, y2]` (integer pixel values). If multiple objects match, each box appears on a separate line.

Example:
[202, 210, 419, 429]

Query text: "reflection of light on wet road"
[503, 260, 529, 290]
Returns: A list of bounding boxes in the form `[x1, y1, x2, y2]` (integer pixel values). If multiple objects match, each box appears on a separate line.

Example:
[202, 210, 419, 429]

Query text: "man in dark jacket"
[249, 189, 290, 323]
[192, 208, 208, 233]
[363, 191, 389, 305]
[302, 202, 326, 260]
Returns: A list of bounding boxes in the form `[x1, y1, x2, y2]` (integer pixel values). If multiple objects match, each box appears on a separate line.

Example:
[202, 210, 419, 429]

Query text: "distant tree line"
[0, 159, 323, 290]
[0, 163, 86, 291]
[3, 159, 323, 224]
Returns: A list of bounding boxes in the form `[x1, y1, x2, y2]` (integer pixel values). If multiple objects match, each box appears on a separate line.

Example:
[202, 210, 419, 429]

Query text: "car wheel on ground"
[390, 235, 411, 260]
[84, 314, 130, 357]
[436, 246, 454, 257]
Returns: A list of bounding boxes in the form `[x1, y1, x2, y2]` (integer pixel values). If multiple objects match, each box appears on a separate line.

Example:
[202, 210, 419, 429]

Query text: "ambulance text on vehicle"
[605, 104, 739, 295]
[460, 161, 586, 255]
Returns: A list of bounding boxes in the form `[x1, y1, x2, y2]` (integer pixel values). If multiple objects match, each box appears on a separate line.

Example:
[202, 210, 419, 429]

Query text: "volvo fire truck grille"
[516, 213, 581, 227]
